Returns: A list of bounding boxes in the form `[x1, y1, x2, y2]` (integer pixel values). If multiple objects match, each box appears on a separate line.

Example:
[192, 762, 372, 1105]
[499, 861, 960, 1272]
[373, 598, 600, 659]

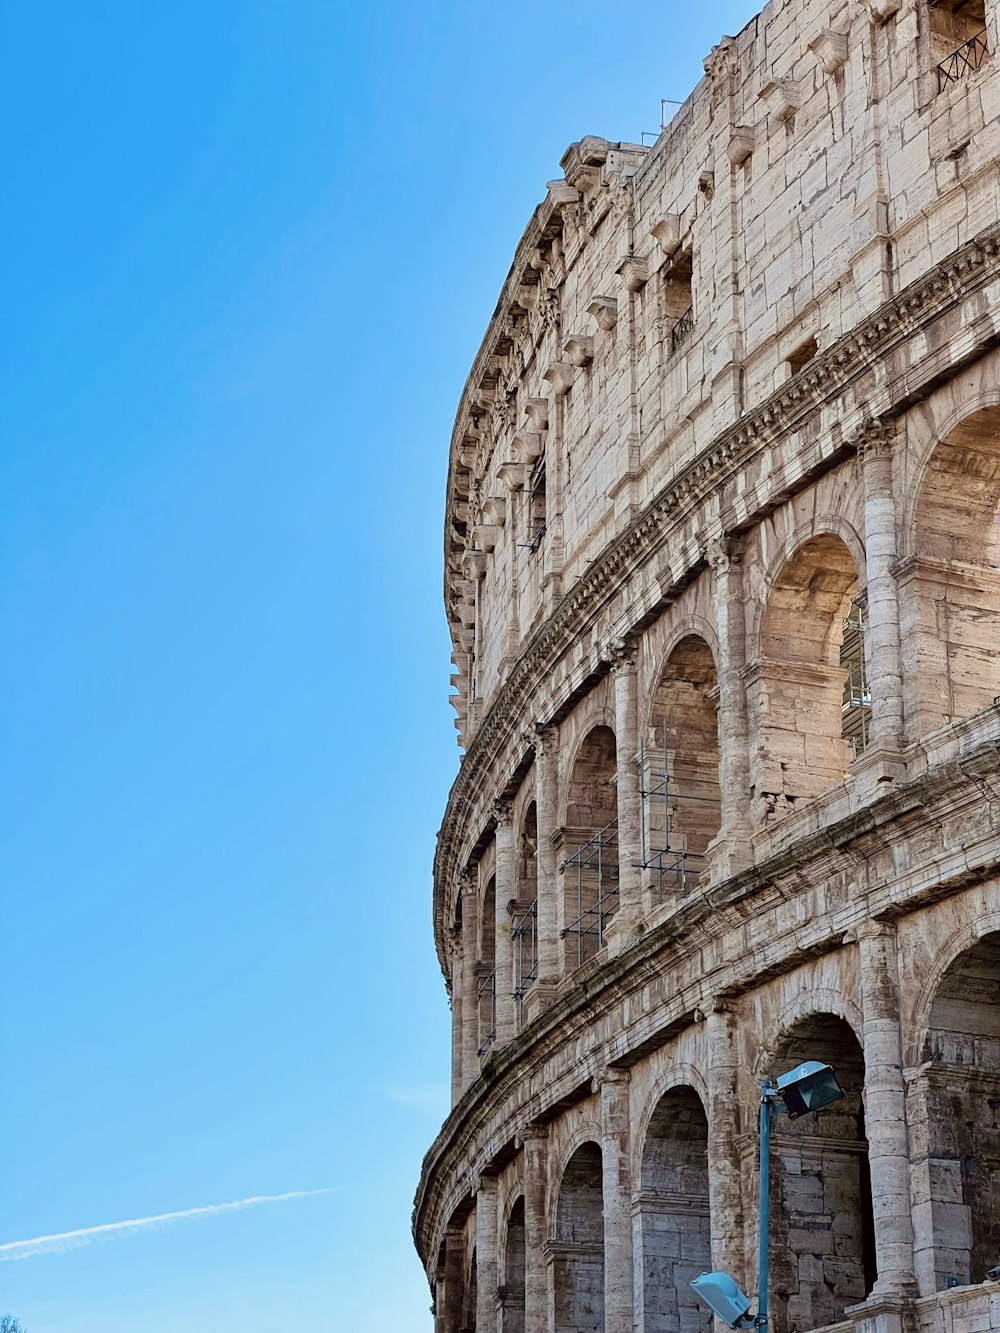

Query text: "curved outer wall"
[418, 2, 1000, 1332]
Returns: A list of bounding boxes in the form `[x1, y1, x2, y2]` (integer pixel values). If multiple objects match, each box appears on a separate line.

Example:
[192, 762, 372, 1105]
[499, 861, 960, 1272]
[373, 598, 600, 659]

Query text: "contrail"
[0, 1188, 332, 1261]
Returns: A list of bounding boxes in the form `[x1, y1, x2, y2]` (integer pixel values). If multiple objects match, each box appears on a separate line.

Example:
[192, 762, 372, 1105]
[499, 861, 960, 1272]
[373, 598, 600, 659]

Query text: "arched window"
[767, 1014, 875, 1333]
[551, 1142, 604, 1332]
[562, 726, 618, 968]
[646, 636, 721, 892]
[912, 931, 1000, 1287]
[907, 407, 1000, 737]
[751, 535, 868, 823]
[637, 1086, 712, 1333]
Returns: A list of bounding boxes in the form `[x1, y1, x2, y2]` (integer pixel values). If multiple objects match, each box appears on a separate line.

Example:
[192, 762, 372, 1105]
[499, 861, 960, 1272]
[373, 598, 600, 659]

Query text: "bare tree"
[0, 1315, 26, 1333]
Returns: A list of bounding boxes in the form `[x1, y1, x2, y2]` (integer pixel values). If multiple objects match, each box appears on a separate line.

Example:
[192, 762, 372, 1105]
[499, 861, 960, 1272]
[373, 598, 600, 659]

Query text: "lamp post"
[692, 1060, 845, 1330]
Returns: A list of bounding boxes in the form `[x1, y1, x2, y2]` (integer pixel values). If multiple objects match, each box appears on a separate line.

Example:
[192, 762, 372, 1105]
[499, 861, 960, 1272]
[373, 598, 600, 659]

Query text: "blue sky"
[0, 4, 759, 1330]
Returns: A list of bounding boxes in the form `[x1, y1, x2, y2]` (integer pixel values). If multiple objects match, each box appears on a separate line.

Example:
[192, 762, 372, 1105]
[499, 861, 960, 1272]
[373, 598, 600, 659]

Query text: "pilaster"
[599, 1067, 634, 1333]
[520, 1124, 550, 1333]
[531, 723, 562, 1013]
[846, 918, 917, 1296]
[705, 1001, 747, 1285]
[459, 874, 480, 1092]
[476, 1173, 500, 1333]
[607, 638, 643, 952]
[855, 419, 907, 789]
[493, 800, 516, 1046]
[706, 539, 753, 881]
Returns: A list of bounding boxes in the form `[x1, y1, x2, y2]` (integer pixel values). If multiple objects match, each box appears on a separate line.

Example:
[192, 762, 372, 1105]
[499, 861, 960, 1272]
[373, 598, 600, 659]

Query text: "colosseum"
[413, 1, 1000, 1331]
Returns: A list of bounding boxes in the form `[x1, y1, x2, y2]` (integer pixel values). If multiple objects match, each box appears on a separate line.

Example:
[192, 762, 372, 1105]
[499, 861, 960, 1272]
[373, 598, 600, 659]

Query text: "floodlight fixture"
[691, 1272, 754, 1328]
[774, 1061, 844, 1118]
[691, 1059, 845, 1332]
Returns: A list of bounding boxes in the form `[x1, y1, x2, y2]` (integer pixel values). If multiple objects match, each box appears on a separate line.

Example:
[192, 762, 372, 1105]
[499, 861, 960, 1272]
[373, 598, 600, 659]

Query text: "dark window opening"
[664, 252, 693, 355]
[788, 336, 818, 376]
[930, 0, 989, 90]
[526, 466, 546, 554]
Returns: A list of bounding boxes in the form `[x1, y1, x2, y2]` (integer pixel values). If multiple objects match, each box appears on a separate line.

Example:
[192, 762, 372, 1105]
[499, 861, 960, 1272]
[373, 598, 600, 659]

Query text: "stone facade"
[415, 1, 1000, 1332]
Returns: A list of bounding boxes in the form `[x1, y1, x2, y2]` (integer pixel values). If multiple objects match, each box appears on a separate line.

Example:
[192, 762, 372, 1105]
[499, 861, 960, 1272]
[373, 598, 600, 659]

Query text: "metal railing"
[560, 821, 620, 970]
[937, 28, 989, 92]
[670, 305, 694, 355]
[476, 968, 496, 1058]
[512, 900, 538, 1030]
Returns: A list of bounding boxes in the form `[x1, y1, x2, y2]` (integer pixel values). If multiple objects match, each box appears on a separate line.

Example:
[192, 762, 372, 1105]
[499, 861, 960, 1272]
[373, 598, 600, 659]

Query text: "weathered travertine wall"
[418, 1, 1000, 1331]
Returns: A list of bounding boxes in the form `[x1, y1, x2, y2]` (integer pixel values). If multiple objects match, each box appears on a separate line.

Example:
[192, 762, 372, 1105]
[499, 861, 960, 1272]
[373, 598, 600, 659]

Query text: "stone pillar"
[859, 421, 905, 759]
[450, 950, 464, 1106]
[849, 918, 917, 1295]
[608, 639, 643, 950]
[707, 539, 753, 881]
[494, 800, 516, 1046]
[521, 1125, 550, 1333]
[600, 1068, 634, 1333]
[531, 723, 561, 1010]
[477, 1174, 500, 1333]
[705, 1002, 746, 1284]
[443, 1226, 466, 1333]
[460, 874, 479, 1091]
[433, 1264, 447, 1333]
[703, 37, 745, 432]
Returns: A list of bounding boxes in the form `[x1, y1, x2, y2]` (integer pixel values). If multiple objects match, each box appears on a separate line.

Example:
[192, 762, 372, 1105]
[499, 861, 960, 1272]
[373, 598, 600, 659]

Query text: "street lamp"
[691, 1060, 845, 1330]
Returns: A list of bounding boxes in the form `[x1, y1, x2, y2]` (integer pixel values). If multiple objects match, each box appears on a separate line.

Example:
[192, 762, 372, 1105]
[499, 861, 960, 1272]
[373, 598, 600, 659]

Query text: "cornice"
[432, 223, 1000, 969]
[415, 734, 1000, 1264]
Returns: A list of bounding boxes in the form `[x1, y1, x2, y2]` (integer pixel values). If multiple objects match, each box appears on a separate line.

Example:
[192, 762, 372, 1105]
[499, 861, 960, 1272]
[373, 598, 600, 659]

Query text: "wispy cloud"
[0, 1188, 333, 1262]
[381, 1083, 450, 1114]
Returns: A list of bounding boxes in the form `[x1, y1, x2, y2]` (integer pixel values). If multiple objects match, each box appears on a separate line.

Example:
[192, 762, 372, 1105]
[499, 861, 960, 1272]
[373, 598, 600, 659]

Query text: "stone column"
[707, 539, 753, 881]
[476, 1174, 500, 1333]
[494, 800, 516, 1046]
[859, 421, 905, 757]
[705, 1002, 746, 1283]
[521, 1124, 550, 1333]
[460, 874, 480, 1091]
[600, 1068, 634, 1333]
[532, 723, 561, 1007]
[848, 918, 917, 1295]
[608, 639, 643, 950]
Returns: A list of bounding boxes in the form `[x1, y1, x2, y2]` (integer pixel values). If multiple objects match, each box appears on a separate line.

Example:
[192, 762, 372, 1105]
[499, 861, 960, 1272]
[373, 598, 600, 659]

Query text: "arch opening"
[501, 1197, 526, 1333]
[767, 1014, 875, 1333]
[752, 535, 868, 824]
[645, 636, 721, 893]
[637, 1085, 712, 1333]
[513, 803, 538, 1030]
[908, 407, 1000, 735]
[552, 1141, 605, 1332]
[912, 931, 1000, 1288]
[561, 726, 618, 969]
[477, 874, 496, 1058]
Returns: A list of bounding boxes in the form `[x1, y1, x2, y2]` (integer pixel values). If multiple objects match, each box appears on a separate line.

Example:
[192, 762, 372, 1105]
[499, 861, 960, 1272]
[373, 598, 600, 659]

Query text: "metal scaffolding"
[476, 967, 496, 1059]
[841, 598, 872, 760]
[560, 821, 620, 968]
[637, 737, 708, 897]
[511, 900, 538, 1030]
